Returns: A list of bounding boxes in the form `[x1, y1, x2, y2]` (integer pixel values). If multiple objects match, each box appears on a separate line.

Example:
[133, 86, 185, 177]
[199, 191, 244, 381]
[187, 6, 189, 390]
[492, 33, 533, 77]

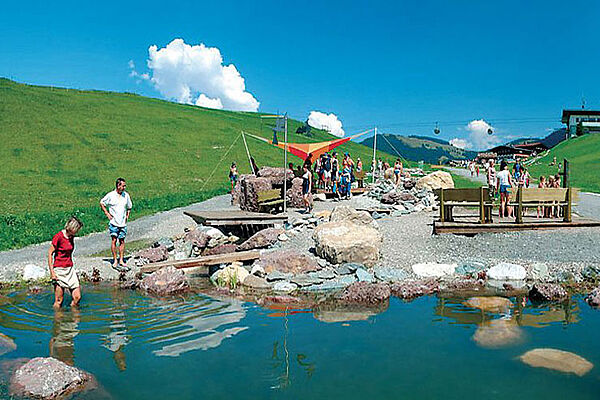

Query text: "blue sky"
[2, 0, 599, 149]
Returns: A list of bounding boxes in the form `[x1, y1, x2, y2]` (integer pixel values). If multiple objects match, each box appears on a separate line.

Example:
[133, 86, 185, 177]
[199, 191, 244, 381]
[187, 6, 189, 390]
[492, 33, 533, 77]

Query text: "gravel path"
[0, 194, 235, 281]
[445, 166, 600, 219]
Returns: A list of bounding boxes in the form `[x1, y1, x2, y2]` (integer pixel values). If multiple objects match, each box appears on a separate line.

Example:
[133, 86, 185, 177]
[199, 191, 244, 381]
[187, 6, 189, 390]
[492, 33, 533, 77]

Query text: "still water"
[0, 285, 599, 399]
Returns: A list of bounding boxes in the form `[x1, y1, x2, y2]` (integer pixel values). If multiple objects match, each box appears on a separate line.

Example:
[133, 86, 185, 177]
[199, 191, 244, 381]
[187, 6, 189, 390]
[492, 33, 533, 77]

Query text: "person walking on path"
[301, 165, 312, 213]
[487, 160, 497, 197]
[497, 161, 513, 219]
[100, 178, 132, 272]
[48, 217, 83, 308]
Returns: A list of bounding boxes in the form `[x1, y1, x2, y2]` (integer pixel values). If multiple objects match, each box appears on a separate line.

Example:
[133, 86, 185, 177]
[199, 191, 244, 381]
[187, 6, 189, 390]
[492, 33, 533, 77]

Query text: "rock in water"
[313, 221, 382, 267]
[340, 282, 391, 304]
[463, 297, 513, 313]
[473, 319, 523, 348]
[0, 333, 16, 356]
[22, 264, 46, 280]
[140, 266, 190, 296]
[529, 284, 568, 302]
[411, 263, 456, 278]
[10, 357, 94, 399]
[212, 264, 250, 288]
[416, 171, 454, 191]
[241, 275, 271, 290]
[273, 281, 298, 293]
[238, 228, 284, 251]
[487, 262, 526, 281]
[519, 348, 594, 376]
[255, 249, 319, 275]
[585, 286, 600, 307]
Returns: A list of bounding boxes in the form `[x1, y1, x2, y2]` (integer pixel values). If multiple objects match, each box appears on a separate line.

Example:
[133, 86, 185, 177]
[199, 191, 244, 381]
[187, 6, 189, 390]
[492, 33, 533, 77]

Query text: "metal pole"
[241, 131, 253, 173]
[563, 158, 569, 188]
[283, 114, 288, 213]
[372, 127, 377, 183]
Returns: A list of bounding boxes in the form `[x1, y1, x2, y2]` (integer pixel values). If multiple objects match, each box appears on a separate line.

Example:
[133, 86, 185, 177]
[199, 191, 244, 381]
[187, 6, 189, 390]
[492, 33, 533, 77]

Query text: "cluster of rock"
[366, 171, 453, 216]
[232, 167, 311, 211]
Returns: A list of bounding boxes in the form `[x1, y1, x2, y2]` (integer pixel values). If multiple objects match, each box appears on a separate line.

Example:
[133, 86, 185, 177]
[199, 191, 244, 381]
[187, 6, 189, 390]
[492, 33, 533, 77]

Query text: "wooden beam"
[139, 250, 261, 273]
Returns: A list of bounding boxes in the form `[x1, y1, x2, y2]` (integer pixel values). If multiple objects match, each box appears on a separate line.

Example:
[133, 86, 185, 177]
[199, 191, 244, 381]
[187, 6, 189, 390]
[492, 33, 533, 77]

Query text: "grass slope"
[0, 78, 395, 250]
[524, 133, 600, 193]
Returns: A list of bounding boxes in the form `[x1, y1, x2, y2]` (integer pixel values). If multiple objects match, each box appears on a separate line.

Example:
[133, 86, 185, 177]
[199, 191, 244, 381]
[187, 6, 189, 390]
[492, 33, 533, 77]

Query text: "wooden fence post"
[564, 187, 572, 222]
[516, 187, 523, 224]
[439, 189, 445, 222]
[479, 186, 485, 224]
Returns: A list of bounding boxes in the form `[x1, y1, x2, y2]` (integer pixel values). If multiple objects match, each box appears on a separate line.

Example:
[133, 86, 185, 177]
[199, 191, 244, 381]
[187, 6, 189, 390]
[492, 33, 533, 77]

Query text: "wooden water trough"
[184, 210, 288, 237]
[140, 250, 260, 274]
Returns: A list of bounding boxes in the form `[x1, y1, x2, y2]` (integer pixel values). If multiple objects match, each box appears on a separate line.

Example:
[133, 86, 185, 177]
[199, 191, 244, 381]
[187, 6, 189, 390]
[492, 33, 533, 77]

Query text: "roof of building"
[561, 109, 600, 123]
[514, 142, 547, 150]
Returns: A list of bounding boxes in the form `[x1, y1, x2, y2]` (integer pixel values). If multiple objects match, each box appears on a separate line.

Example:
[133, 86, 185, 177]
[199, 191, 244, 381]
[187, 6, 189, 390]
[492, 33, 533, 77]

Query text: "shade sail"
[244, 131, 369, 161]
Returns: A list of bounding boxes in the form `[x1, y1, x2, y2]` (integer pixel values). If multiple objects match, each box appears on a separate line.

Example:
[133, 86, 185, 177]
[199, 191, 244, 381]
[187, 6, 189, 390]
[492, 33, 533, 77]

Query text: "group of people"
[486, 159, 563, 219]
[48, 178, 133, 308]
[375, 158, 404, 187]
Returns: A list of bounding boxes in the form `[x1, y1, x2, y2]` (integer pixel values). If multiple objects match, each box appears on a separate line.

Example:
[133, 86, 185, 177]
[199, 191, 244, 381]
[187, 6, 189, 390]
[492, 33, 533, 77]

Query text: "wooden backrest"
[435, 187, 490, 202]
[258, 189, 281, 202]
[519, 188, 579, 202]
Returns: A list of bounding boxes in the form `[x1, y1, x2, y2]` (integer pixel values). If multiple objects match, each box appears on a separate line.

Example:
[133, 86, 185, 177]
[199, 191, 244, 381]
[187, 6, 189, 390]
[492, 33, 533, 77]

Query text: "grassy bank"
[0, 78, 396, 251]
[523, 134, 600, 193]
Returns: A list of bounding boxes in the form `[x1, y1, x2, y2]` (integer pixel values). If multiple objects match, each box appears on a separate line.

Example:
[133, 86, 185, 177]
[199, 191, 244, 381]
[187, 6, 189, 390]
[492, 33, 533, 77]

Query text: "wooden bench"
[258, 189, 284, 213]
[509, 187, 578, 223]
[435, 187, 493, 223]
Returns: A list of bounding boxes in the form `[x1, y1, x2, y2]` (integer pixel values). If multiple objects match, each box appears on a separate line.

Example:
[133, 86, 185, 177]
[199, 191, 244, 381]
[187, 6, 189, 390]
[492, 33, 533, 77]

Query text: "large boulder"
[313, 220, 382, 267]
[240, 176, 272, 212]
[411, 263, 456, 278]
[330, 205, 375, 227]
[340, 282, 391, 304]
[254, 249, 319, 275]
[212, 263, 250, 288]
[140, 266, 190, 296]
[257, 166, 293, 185]
[238, 228, 284, 251]
[519, 348, 594, 376]
[203, 243, 238, 256]
[286, 177, 312, 208]
[10, 357, 94, 399]
[416, 171, 454, 191]
[381, 191, 401, 205]
[136, 245, 169, 263]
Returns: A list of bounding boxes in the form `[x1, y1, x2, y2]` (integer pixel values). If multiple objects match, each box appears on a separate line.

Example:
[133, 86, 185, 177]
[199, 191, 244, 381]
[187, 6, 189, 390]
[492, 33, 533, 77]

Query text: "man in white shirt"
[100, 178, 132, 271]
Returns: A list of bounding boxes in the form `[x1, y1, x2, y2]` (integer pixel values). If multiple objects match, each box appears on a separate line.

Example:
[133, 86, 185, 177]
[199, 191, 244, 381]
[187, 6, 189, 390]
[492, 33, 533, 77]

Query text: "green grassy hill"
[361, 133, 478, 164]
[0, 78, 394, 250]
[524, 133, 600, 193]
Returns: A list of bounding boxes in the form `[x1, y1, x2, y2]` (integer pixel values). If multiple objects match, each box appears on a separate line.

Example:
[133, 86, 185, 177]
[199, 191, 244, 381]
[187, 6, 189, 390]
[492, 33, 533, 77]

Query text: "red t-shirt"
[52, 231, 74, 268]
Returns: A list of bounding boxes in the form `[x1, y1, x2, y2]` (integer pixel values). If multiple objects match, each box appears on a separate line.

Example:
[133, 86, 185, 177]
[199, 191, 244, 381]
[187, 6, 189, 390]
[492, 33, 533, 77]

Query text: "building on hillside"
[561, 109, 600, 136]
[513, 142, 547, 154]
[475, 152, 497, 164]
[487, 145, 533, 161]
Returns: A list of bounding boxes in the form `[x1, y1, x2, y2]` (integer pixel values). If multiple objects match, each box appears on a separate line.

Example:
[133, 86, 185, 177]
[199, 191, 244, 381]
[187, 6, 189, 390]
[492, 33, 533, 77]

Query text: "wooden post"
[516, 187, 523, 224]
[439, 189, 445, 222]
[479, 186, 485, 224]
[564, 187, 572, 222]
[562, 158, 569, 188]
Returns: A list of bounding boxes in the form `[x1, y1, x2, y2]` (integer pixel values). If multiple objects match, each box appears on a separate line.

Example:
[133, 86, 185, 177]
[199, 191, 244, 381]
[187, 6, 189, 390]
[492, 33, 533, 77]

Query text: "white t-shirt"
[101, 190, 132, 227]
[497, 170, 511, 187]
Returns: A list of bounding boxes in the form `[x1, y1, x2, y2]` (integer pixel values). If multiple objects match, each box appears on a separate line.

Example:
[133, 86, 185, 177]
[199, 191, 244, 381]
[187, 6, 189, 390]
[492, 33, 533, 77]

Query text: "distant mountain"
[507, 137, 542, 146]
[540, 128, 568, 149]
[361, 134, 478, 164]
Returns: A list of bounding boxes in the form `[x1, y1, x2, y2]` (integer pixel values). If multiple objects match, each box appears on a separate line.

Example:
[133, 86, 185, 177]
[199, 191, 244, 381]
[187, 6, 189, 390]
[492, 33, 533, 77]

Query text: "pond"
[0, 285, 599, 399]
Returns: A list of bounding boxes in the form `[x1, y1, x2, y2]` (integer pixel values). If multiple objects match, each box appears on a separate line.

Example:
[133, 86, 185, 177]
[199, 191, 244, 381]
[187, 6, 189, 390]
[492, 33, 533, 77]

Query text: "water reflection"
[49, 308, 80, 365]
[101, 291, 129, 371]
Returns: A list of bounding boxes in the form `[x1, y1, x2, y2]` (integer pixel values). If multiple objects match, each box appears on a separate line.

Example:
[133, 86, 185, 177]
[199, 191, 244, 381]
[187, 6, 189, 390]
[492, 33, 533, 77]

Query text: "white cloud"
[449, 138, 468, 149]
[465, 119, 501, 150]
[128, 60, 149, 80]
[307, 111, 345, 137]
[133, 39, 259, 112]
[195, 94, 223, 109]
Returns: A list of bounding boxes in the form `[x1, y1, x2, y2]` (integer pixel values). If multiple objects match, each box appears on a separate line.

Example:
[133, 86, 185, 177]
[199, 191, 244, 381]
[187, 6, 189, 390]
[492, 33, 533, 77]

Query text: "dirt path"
[445, 167, 600, 219]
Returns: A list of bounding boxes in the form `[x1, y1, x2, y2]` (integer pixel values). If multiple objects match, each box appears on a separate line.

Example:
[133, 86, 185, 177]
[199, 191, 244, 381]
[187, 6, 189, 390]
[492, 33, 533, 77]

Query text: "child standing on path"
[48, 217, 83, 308]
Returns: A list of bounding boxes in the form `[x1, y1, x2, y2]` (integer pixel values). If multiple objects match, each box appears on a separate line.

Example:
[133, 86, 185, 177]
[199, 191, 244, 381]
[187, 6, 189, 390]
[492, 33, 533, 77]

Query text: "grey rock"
[273, 281, 298, 292]
[266, 270, 293, 282]
[355, 268, 375, 283]
[313, 268, 336, 280]
[531, 263, 550, 281]
[554, 271, 574, 283]
[371, 211, 384, 220]
[242, 275, 272, 290]
[291, 274, 324, 287]
[335, 263, 361, 275]
[455, 261, 486, 276]
[304, 275, 357, 291]
[582, 266, 600, 281]
[317, 258, 328, 268]
[373, 266, 409, 283]
[154, 237, 175, 251]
